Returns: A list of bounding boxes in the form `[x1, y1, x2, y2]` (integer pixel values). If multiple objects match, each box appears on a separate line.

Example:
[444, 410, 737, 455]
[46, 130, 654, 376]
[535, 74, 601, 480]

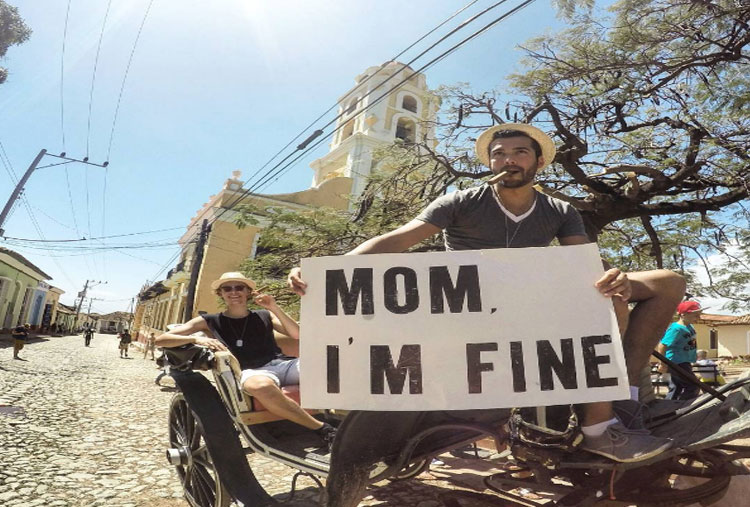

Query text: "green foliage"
[0, 1, 32, 85]
[237, 0, 750, 312]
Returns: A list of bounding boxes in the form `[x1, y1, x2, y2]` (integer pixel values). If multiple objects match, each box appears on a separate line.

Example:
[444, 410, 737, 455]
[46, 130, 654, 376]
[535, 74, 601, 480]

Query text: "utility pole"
[0, 149, 46, 236]
[0, 150, 108, 237]
[74, 280, 91, 328]
[74, 279, 106, 329]
[87, 297, 103, 332]
[184, 219, 211, 321]
[128, 297, 135, 332]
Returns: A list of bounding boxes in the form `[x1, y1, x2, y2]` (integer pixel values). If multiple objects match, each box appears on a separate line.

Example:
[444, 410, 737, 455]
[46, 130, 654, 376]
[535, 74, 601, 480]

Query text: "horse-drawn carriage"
[162, 343, 750, 507]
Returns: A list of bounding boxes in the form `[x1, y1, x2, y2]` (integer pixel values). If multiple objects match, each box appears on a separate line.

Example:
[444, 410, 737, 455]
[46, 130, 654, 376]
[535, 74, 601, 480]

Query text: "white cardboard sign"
[299, 243, 629, 410]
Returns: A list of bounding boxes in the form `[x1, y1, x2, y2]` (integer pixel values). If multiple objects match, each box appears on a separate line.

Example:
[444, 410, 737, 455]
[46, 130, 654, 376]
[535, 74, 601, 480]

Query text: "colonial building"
[694, 313, 750, 357]
[0, 246, 53, 331]
[133, 63, 437, 340]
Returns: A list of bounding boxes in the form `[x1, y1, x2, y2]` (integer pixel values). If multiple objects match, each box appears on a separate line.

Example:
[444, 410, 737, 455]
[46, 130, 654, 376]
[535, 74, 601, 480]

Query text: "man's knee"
[242, 376, 280, 397]
[631, 269, 685, 302]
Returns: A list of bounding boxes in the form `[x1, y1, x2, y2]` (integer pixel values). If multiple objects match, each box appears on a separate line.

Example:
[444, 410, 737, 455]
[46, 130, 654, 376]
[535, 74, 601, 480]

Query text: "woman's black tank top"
[201, 311, 284, 369]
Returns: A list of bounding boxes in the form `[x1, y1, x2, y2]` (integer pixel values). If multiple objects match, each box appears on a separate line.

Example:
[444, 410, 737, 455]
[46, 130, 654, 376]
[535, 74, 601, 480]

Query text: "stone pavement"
[3, 333, 749, 506]
[0, 333, 515, 506]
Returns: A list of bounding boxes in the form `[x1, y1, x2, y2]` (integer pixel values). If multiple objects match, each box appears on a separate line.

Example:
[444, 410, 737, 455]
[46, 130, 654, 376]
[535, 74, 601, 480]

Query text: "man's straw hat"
[210, 271, 257, 291]
[475, 123, 556, 169]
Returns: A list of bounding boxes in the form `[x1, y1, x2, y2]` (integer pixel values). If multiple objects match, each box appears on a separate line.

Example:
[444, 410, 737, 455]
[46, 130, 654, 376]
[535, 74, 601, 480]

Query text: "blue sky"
[1, 0, 571, 313]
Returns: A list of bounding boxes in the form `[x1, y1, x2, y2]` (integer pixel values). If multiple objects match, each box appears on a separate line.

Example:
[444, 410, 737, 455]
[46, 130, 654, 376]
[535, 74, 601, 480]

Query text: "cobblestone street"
[0, 334, 519, 507]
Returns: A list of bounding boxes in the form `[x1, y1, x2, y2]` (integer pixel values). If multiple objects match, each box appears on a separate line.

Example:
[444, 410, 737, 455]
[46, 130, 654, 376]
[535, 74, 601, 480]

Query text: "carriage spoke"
[193, 465, 217, 505]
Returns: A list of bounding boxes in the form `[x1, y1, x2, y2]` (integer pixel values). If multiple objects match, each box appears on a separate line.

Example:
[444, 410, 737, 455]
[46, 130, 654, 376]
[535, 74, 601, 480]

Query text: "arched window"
[341, 119, 355, 141]
[345, 97, 359, 115]
[402, 95, 418, 113]
[395, 117, 415, 143]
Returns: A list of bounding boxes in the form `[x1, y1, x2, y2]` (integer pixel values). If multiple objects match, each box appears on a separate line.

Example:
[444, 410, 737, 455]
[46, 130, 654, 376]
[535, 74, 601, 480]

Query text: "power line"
[3, 226, 185, 242]
[4, 238, 182, 251]
[85, 0, 114, 157]
[106, 0, 157, 160]
[237, 0, 482, 192]
[60, 0, 72, 150]
[147, 0, 538, 283]
[0, 140, 19, 182]
[231, 0, 536, 207]
[62, 165, 81, 236]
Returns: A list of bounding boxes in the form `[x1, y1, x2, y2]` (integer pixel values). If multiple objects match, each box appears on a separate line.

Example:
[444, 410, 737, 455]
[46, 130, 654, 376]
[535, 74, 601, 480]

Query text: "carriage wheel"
[389, 458, 430, 481]
[615, 450, 732, 506]
[167, 393, 232, 507]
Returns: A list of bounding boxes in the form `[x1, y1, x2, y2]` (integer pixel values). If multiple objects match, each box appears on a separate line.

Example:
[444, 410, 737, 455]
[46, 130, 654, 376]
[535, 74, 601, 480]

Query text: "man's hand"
[194, 336, 227, 351]
[595, 268, 631, 302]
[287, 266, 307, 296]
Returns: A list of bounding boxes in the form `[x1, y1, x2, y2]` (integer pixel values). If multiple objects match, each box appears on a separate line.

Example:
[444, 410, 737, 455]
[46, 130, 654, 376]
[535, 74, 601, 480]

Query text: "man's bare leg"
[242, 376, 324, 430]
[581, 296, 631, 425]
[622, 270, 685, 385]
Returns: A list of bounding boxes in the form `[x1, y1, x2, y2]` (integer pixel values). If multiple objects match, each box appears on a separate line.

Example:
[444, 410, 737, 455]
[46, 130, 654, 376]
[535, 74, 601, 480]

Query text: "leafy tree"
[0, 1, 32, 84]
[239, 0, 750, 312]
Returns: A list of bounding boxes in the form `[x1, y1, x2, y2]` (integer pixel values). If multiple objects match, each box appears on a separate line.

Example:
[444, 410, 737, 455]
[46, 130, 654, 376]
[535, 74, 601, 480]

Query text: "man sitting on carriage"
[289, 123, 687, 463]
[155, 271, 336, 450]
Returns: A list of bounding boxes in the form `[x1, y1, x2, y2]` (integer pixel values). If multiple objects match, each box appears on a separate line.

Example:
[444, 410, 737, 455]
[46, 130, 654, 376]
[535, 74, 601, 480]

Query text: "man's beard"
[497, 164, 538, 188]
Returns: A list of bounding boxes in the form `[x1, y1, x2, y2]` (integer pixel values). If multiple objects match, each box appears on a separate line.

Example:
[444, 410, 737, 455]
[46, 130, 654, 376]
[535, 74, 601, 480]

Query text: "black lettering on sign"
[537, 339, 578, 391]
[466, 342, 498, 394]
[325, 268, 374, 315]
[327, 345, 340, 393]
[581, 334, 618, 388]
[370, 345, 423, 395]
[383, 267, 420, 314]
[429, 265, 483, 314]
[509, 341, 526, 392]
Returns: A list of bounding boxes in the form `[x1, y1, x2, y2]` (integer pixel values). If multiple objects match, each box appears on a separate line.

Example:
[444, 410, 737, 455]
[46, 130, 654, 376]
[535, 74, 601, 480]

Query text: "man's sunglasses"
[220, 285, 249, 293]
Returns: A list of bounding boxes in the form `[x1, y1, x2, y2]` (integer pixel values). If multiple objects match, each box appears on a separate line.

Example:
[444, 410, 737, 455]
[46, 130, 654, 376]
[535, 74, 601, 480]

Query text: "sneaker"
[582, 422, 672, 462]
[613, 399, 649, 432]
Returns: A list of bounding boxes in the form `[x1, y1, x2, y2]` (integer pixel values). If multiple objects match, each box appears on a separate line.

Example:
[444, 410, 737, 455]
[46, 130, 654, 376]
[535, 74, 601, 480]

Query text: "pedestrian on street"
[143, 332, 157, 360]
[12, 323, 30, 360]
[83, 326, 94, 347]
[119, 329, 132, 358]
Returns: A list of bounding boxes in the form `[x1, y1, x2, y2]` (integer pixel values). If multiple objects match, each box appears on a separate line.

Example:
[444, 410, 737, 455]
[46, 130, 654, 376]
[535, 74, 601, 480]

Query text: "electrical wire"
[63, 164, 81, 236]
[85, 0, 114, 157]
[106, 0, 157, 160]
[237, 0, 482, 191]
[60, 0, 72, 150]
[0, 140, 19, 182]
[172, 0, 514, 246]
[147, 0, 539, 284]
[233, 0, 538, 205]
[233, 0, 511, 211]
[142, 3, 487, 282]
[3, 226, 185, 242]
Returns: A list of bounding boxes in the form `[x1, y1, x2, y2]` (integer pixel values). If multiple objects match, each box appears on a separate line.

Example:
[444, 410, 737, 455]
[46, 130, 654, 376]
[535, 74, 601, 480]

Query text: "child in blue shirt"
[657, 301, 704, 400]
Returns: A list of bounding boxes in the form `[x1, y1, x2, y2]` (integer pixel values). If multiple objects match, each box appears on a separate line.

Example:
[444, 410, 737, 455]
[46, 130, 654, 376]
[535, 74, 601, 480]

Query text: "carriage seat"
[211, 351, 317, 425]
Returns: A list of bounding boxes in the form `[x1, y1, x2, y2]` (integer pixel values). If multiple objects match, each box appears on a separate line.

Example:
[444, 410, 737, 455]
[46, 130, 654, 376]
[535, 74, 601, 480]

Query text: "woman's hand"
[253, 292, 277, 310]
[194, 336, 227, 351]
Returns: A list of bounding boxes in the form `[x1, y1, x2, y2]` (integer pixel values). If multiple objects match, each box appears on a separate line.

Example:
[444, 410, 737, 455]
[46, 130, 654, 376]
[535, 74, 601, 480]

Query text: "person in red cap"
[657, 301, 705, 400]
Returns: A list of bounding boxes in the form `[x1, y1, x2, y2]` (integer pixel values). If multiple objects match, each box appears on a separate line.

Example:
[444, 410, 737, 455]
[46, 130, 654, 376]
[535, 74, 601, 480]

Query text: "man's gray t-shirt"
[416, 185, 586, 250]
